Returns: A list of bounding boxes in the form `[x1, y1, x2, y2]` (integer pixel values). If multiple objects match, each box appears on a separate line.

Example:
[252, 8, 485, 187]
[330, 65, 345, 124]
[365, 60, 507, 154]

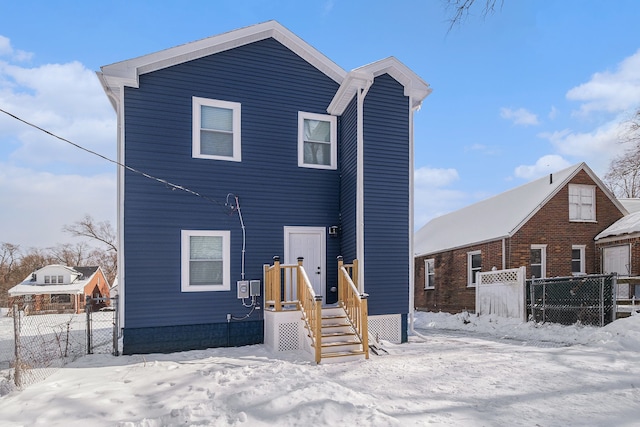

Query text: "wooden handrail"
[337, 257, 369, 359]
[296, 258, 322, 364]
[264, 256, 323, 363]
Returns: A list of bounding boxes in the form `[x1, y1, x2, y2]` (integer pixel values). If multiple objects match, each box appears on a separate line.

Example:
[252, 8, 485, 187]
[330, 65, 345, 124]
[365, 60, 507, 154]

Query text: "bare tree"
[63, 214, 117, 253]
[605, 147, 640, 198]
[49, 242, 93, 267]
[445, 0, 503, 29]
[62, 215, 117, 285]
[604, 110, 640, 198]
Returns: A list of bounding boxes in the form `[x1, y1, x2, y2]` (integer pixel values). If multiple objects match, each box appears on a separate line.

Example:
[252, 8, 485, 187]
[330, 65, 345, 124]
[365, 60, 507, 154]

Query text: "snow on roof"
[8, 265, 99, 296]
[8, 281, 87, 296]
[595, 210, 640, 240]
[415, 163, 620, 256]
[618, 198, 640, 213]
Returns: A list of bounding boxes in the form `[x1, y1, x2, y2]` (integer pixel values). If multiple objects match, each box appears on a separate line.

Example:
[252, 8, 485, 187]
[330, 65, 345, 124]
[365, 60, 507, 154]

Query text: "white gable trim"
[328, 57, 432, 115]
[98, 20, 347, 111]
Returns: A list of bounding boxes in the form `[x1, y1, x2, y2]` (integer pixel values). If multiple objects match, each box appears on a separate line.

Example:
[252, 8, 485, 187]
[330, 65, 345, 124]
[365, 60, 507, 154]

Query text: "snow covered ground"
[1, 311, 639, 426]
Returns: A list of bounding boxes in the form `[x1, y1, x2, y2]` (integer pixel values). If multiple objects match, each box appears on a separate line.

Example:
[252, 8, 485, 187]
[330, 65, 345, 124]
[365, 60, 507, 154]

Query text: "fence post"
[112, 295, 120, 356]
[600, 276, 605, 327]
[12, 304, 21, 388]
[85, 296, 92, 354]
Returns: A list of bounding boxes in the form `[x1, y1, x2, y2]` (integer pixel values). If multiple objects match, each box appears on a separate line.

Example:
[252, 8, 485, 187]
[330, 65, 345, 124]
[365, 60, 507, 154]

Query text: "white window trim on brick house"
[569, 184, 596, 222]
[467, 250, 482, 288]
[530, 244, 547, 279]
[424, 258, 435, 290]
[572, 244, 586, 276]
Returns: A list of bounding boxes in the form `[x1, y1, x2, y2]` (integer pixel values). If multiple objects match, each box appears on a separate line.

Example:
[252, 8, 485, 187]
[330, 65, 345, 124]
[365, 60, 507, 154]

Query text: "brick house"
[595, 200, 640, 300]
[8, 265, 111, 314]
[414, 163, 626, 314]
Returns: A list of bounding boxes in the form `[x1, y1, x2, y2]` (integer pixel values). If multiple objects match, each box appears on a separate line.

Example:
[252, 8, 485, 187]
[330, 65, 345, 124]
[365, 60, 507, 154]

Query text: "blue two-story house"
[98, 21, 430, 359]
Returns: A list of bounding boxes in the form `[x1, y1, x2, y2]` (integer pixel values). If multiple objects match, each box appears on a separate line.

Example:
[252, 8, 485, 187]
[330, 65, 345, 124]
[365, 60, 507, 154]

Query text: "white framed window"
[467, 250, 482, 287]
[572, 244, 586, 275]
[192, 97, 241, 162]
[298, 111, 337, 170]
[181, 230, 231, 292]
[424, 258, 435, 289]
[530, 244, 547, 279]
[44, 275, 51, 284]
[569, 184, 596, 221]
[58, 275, 64, 284]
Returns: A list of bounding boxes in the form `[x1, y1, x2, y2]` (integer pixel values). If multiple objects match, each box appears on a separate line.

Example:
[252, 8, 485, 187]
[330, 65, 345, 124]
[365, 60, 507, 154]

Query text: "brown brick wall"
[415, 170, 625, 314]
[415, 240, 503, 313]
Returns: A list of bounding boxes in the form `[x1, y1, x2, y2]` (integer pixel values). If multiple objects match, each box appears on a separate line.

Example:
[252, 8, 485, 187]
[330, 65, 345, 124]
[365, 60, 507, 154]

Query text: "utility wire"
[0, 107, 228, 210]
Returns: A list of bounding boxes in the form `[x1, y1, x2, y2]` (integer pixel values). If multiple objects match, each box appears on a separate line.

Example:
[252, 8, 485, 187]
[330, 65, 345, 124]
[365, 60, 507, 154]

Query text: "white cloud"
[500, 107, 539, 126]
[538, 119, 629, 174]
[0, 35, 33, 62]
[514, 155, 572, 180]
[0, 163, 116, 248]
[414, 167, 466, 229]
[0, 36, 117, 248]
[567, 49, 640, 115]
[0, 55, 115, 173]
[548, 106, 558, 120]
[414, 166, 459, 188]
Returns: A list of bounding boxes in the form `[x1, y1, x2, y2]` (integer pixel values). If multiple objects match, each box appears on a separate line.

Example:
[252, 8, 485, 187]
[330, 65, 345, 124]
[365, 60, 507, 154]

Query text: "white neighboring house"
[8, 265, 111, 314]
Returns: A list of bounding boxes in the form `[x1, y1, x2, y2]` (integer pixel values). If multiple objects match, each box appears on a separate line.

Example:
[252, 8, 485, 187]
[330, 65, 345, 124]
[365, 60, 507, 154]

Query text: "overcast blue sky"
[1, 0, 640, 248]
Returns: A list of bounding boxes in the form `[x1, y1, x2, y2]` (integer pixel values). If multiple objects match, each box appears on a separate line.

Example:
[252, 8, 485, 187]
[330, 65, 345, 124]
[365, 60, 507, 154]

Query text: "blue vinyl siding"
[362, 74, 410, 316]
[123, 38, 341, 340]
[339, 97, 358, 263]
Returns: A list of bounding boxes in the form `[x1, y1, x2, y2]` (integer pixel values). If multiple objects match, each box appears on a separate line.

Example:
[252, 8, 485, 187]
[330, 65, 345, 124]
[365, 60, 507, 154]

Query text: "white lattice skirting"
[265, 311, 405, 354]
[368, 314, 402, 344]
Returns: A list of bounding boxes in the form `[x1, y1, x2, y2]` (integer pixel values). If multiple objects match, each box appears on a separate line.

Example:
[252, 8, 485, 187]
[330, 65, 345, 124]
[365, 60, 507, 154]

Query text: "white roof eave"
[99, 21, 347, 111]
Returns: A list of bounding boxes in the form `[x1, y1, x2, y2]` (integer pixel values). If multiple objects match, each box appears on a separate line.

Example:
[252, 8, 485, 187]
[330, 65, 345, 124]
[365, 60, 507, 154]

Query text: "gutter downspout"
[356, 81, 372, 293]
[408, 95, 417, 337]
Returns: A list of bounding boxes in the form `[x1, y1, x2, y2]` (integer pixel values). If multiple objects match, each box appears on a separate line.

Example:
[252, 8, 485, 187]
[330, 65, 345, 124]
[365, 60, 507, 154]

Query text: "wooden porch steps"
[307, 306, 367, 364]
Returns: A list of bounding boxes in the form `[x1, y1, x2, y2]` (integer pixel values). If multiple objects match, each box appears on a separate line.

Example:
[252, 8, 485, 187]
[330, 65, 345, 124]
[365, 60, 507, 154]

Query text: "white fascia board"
[98, 20, 346, 111]
[354, 57, 432, 109]
[327, 71, 373, 115]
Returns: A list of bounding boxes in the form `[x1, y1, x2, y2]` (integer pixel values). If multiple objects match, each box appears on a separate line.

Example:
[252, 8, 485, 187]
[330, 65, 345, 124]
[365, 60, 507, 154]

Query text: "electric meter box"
[237, 281, 249, 299]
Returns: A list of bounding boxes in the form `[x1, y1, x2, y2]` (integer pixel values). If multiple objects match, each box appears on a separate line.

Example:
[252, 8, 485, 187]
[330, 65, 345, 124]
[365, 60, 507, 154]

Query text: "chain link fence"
[527, 275, 616, 327]
[0, 295, 119, 394]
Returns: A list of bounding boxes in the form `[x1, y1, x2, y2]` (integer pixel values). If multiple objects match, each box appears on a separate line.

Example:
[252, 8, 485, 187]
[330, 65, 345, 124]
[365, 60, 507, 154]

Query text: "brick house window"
[530, 244, 547, 279]
[424, 258, 435, 289]
[572, 245, 586, 275]
[467, 251, 481, 287]
[569, 184, 595, 221]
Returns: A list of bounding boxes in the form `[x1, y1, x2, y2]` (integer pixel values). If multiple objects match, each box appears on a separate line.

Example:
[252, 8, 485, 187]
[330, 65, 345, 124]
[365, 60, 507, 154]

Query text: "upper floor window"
[568, 184, 595, 221]
[424, 258, 435, 289]
[298, 112, 337, 170]
[467, 251, 482, 287]
[192, 97, 241, 162]
[530, 244, 547, 279]
[572, 245, 586, 275]
[181, 230, 231, 292]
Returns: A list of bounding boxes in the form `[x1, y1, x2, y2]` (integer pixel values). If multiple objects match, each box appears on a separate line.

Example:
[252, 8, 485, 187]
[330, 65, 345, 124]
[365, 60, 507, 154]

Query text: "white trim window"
[568, 184, 596, 221]
[192, 97, 241, 162]
[571, 244, 586, 276]
[298, 111, 337, 169]
[181, 230, 231, 292]
[530, 244, 547, 279]
[424, 258, 435, 290]
[467, 250, 482, 287]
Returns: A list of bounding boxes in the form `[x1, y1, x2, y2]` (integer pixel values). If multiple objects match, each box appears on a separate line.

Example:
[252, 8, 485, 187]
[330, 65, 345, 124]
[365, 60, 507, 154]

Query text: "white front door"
[284, 227, 326, 305]
[603, 245, 631, 299]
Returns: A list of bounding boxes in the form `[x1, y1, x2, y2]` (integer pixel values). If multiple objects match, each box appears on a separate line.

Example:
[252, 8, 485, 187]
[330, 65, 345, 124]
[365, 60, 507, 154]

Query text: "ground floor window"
[181, 230, 231, 292]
